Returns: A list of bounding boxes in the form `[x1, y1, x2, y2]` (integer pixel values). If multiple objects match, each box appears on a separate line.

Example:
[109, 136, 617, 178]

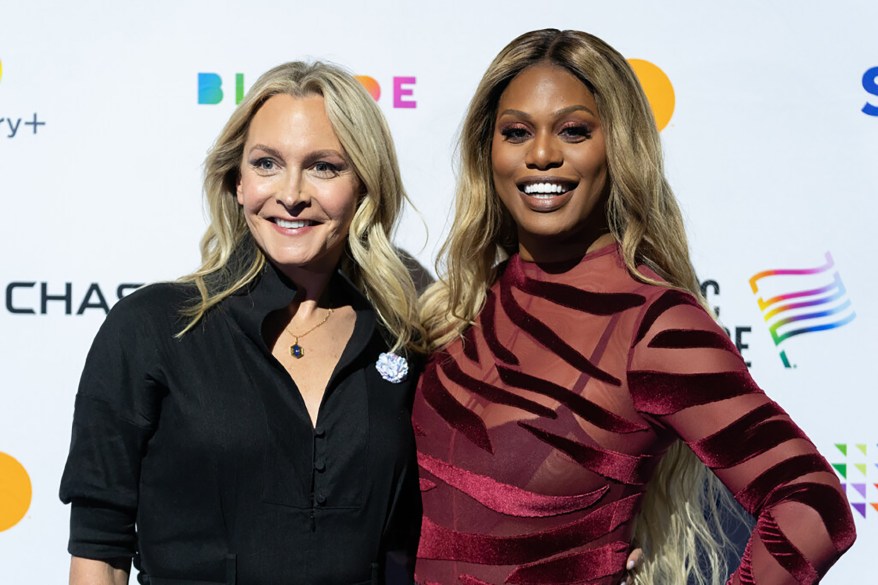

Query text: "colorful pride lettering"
[749, 252, 856, 367]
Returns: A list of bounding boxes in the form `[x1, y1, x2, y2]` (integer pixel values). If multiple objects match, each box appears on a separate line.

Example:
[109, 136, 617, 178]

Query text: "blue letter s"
[863, 67, 878, 116]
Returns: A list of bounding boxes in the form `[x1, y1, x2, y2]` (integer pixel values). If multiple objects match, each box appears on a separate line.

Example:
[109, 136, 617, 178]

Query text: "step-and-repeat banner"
[1, 1, 875, 582]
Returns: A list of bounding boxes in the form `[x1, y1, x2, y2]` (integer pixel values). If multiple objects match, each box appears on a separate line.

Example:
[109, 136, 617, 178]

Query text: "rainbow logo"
[830, 443, 878, 519]
[749, 252, 855, 368]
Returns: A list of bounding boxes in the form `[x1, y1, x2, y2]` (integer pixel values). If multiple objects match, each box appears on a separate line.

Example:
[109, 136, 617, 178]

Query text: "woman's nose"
[525, 131, 562, 170]
[279, 172, 310, 209]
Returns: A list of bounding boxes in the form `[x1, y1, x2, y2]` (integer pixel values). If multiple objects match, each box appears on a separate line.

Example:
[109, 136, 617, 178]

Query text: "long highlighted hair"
[420, 29, 742, 584]
[180, 61, 422, 352]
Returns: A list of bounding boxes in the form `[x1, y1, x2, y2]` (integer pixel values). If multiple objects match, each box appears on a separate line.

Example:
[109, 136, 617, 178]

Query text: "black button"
[315, 492, 327, 505]
[314, 426, 325, 437]
[314, 458, 326, 472]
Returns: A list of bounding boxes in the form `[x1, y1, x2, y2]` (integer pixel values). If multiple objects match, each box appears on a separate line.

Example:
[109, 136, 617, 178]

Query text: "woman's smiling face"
[236, 93, 360, 276]
[491, 62, 610, 262]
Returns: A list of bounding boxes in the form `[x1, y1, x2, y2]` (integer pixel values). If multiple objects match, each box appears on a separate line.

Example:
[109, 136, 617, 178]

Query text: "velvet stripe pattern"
[413, 245, 854, 585]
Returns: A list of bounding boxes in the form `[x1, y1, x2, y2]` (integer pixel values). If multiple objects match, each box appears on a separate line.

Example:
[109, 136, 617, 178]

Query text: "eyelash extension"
[498, 123, 593, 142]
[559, 123, 593, 139]
[499, 126, 530, 141]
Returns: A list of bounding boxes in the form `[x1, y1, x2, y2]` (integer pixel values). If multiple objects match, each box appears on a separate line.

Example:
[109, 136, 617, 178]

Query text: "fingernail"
[626, 559, 635, 570]
[620, 580, 628, 585]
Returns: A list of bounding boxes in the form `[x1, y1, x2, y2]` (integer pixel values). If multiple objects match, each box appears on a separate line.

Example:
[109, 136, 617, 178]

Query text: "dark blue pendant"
[291, 343, 304, 359]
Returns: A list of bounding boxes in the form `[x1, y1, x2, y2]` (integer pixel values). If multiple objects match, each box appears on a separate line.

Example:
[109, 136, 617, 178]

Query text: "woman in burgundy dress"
[414, 29, 855, 584]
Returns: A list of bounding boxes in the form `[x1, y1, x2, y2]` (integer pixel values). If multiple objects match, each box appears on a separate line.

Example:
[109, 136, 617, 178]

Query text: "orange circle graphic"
[0, 452, 32, 531]
[628, 59, 675, 131]
[354, 75, 381, 101]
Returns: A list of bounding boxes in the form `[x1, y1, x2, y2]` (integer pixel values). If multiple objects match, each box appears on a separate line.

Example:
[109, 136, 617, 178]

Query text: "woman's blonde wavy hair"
[179, 61, 422, 353]
[420, 29, 744, 584]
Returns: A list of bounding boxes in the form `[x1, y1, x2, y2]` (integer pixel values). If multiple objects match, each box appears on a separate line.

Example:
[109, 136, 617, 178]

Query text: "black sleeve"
[383, 454, 422, 585]
[384, 354, 424, 585]
[59, 289, 170, 560]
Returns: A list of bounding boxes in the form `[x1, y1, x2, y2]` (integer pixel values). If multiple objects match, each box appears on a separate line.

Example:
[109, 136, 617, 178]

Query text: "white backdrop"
[1, 1, 875, 582]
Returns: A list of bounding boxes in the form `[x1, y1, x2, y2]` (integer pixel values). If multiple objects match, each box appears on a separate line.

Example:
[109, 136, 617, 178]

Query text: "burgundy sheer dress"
[413, 244, 854, 585]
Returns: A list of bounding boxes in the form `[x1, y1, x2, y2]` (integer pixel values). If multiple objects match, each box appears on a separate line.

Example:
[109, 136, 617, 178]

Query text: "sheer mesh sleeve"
[413, 247, 856, 585]
[627, 290, 856, 584]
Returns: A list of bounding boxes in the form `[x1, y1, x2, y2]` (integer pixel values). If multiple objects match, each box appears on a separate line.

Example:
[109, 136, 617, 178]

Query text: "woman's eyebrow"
[497, 104, 597, 119]
[246, 144, 285, 159]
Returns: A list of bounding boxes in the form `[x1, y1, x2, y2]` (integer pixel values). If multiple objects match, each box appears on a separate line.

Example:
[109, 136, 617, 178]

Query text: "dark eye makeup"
[499, 124, 531, 143]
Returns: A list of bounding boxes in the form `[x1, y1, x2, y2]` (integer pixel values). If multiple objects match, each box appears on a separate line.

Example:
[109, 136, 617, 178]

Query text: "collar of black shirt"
[225, 255, 379, 358]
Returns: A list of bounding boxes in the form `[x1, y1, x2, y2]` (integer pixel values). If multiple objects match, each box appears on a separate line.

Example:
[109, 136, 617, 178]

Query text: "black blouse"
[59, 261, 422, 585]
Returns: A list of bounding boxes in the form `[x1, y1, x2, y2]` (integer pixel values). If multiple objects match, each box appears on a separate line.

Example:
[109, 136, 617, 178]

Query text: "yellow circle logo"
[628, 59, 675, 131]
[0, 452, 32, 531]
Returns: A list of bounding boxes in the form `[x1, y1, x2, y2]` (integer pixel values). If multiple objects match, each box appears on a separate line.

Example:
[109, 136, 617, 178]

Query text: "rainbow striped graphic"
[749, 253, 855, 368]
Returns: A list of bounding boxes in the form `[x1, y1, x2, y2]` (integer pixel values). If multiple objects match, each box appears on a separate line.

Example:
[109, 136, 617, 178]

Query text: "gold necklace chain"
[286, 308, 333, 359]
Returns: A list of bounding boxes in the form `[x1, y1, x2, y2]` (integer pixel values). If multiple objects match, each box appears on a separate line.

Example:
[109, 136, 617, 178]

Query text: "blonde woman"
[415, 29, 855, 584]
[60, 61, 422, 585]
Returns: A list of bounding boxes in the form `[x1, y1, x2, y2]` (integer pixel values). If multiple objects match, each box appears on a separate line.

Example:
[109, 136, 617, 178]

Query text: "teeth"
[275, 218, 310, 229]
[523, 182, 566, 196]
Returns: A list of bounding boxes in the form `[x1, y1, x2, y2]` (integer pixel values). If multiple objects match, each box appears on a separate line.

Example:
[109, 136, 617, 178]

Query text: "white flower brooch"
[375, 352, 409, 383]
